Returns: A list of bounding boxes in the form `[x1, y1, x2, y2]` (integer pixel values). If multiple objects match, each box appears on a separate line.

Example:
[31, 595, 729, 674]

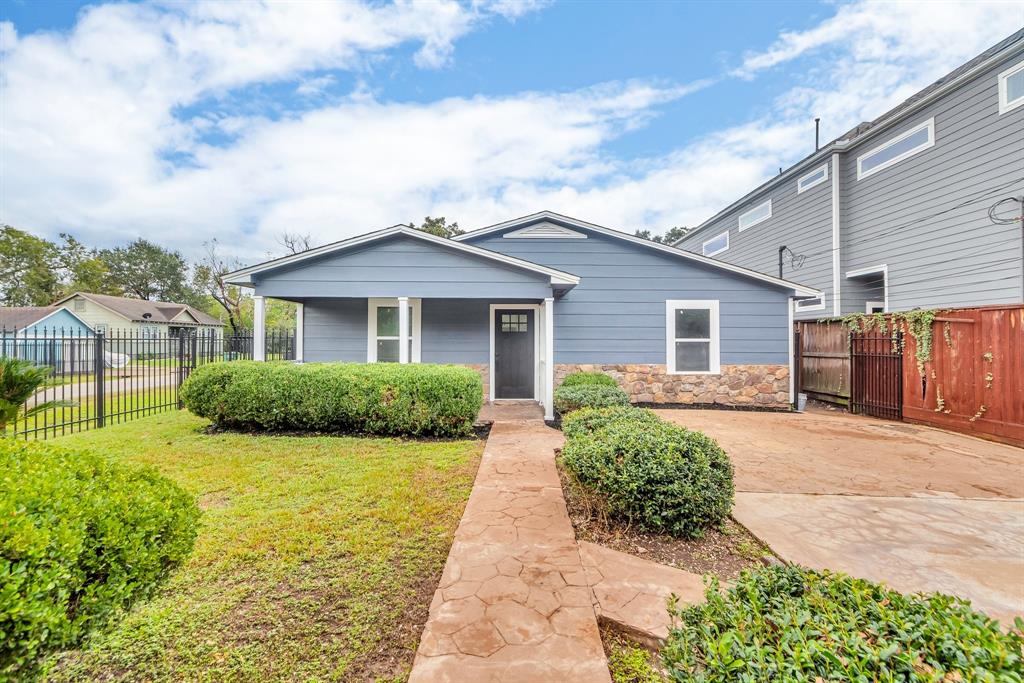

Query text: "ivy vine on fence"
[834, 309, 943, 375]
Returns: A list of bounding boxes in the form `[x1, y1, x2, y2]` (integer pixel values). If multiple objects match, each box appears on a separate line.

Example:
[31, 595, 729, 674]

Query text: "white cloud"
[1, 0, 1020, 262]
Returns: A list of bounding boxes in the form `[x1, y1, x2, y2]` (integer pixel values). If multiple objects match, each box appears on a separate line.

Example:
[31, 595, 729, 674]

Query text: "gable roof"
[455, 211, 821, 297]
[223, 224, 581, 287]
[0, 306, 95, 332]
[52, 292, 225, 326]
[681, 29, 1024, 243]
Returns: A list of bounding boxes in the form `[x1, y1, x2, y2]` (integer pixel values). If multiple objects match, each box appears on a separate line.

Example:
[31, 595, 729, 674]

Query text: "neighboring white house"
[51, 292, 225, 338]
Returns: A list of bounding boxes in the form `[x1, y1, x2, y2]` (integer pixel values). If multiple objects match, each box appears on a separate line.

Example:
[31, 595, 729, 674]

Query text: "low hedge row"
[663, 564, 1024, 681]
[553, 384, 630, 414]
[181, 361, 483, 437]
[1, 439, 199, 679]
[560, 405, 734, 538]
[560, 371, 619, 388]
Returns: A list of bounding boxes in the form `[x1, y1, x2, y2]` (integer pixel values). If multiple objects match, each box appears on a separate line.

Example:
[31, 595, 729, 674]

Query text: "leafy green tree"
[99, 239, 201, 305]
[634, 226, 690, 245]
[193, 239, 247, 332]
[415, 216, 463, 238]
[54, 233, 117, 297]
[0, 226, 60, 306]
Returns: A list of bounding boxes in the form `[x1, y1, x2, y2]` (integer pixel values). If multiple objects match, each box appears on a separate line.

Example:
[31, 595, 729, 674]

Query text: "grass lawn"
[42, 410, 484, 682]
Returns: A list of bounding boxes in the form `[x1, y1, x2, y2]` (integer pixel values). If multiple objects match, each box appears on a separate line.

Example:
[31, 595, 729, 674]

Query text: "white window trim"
[665, 300, 720, 375]
[797, 164, 829, 194]
[702, 230, 729, 257]
[865, 301, 886, 314]
[795, 295, 826, 312]
[488, 303, 542, 402]
[856, 117, 935, 180]
[738, 199, 772, 232]
[846, 264, 889, 314]
[998, 60, 1024, 115]
[367, 298, 421, 362]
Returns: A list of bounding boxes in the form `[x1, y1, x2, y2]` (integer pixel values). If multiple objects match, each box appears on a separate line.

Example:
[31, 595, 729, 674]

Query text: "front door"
[494, 309, 535, 399]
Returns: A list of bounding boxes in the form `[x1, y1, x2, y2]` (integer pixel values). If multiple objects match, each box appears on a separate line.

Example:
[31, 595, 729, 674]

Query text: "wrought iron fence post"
[95, 332, 106, 428]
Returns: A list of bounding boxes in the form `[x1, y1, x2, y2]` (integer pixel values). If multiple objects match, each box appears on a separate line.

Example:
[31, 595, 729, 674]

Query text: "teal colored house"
[0, 306, 96, 372]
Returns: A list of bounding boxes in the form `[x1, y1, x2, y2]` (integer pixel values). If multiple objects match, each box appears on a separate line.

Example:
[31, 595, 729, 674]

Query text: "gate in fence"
[849, 330, 903, 421]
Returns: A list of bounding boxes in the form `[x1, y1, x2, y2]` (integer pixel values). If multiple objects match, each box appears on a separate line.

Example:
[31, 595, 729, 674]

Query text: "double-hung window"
[367, 298, 421, 362]
[666, 300, 720, 374]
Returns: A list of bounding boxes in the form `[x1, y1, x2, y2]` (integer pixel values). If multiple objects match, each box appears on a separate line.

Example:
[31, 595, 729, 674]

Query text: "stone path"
[409, 419, 611, 683]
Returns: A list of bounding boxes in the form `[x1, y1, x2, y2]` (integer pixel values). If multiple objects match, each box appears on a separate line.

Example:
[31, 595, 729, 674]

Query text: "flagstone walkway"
[409, 419, 611, 683]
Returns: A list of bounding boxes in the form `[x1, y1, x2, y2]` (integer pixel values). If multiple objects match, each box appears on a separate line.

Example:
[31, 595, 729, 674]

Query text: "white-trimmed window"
[738, 199, 772, 231]
[797, 164, 828, 193]
[702, 230, 729, 257]
[666, 300, 720, 374]
[857, 118, 935, 180]
[367, 298, 421, 362]
[795, 295, 825, 312]
[73, 298, 86, 312]
[998, 60, 1024, 114]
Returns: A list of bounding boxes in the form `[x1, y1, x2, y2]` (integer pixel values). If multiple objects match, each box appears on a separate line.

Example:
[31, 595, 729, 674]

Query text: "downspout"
[831, 153, 842, 316]
[778, 246, 787, 279]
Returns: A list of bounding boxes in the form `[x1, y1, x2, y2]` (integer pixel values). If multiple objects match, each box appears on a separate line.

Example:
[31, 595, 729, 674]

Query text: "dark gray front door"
[494, 309, 535, 399]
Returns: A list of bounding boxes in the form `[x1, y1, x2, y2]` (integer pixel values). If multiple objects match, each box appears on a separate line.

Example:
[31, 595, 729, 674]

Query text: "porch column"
[253, 295, 266, 361]
[294, 302, 304, 362]
[398, 296, 410, 364]
[543, 297, 554, 420]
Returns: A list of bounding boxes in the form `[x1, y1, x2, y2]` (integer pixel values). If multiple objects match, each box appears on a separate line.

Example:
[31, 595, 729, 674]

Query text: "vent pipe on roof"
[815, 118, 821, 151]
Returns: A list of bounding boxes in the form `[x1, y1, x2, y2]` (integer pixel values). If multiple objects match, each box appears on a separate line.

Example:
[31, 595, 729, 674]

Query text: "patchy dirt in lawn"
[558, 464, 772, 581]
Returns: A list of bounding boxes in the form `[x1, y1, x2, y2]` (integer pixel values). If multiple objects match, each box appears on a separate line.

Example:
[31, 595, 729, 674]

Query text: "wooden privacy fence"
[795, 305, 1023, 447]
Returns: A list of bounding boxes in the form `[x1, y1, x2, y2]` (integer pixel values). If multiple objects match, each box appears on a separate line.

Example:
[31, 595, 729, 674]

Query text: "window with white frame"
[73, 298, 86, 312]
[797, 164, 828, 193]
[857, 118, 934, 179]
[367, 298, 421, 362]
[998, 60, 1024, 114]
[795, 295, 825, 311]
[738, 199, 772, 231]
[702, 230, 729, 257]
[666, 300, 720, 374]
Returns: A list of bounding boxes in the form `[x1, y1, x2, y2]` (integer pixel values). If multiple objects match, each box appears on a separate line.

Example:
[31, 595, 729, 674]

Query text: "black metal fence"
[1, 327, 295, 440]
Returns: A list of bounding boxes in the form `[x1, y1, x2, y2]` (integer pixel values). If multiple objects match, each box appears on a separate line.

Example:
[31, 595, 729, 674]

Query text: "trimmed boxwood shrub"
[560, 418, 733, 537]
[663, 564, 1024, 682]
[1, 439, 199, 679]
[181, 361, 483, 437]
[553, 384, 630, 415]
[560, 371, 619, 388]
[562, 405, 661, 441]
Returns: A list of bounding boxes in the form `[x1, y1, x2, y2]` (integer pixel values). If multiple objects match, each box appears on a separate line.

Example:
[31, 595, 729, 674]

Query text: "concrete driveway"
[657, 408, 1024, 624]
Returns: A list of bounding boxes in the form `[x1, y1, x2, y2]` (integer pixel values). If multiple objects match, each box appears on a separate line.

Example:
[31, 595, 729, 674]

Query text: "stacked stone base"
[554, 364, 790, 409]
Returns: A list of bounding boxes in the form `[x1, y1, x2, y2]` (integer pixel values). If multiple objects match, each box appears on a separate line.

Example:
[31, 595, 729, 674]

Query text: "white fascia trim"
[856, 117, 935, 180]
[846, 264, 889, 313]
[488, 303, 542, 402]
[665, 299, 721, 375]
[738, 199, 772, 232]
[225, 225, 580, 287]
[367, 298, 422, 363]
[998, 59, 1024, 114]
[455, 211, 821, 297]
[797, 164, 829, 194]
[787, 297, 795, 404]
[702, 230, 729, 257]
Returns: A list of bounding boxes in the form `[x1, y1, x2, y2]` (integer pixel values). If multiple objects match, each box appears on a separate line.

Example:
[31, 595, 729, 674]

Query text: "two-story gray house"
[676, 30, 1024, 319]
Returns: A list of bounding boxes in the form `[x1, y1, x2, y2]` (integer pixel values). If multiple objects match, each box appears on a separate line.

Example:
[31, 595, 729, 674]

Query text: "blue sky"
[1, 0, 1020, 258]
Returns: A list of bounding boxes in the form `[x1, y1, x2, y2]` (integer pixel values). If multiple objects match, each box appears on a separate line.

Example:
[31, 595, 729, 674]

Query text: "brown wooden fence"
[795, 305, 1023, 447]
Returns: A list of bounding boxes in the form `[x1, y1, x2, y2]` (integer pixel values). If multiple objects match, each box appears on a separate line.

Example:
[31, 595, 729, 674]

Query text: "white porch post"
[543, 297, 554, 420]
[253, 295, 266, 361]
[398, 296, 410, 364]
[294, 302, 304, 362]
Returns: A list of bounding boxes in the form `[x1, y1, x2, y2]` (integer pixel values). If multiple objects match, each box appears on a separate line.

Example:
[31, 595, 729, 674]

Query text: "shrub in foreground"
[663, 564, 1024, 682]
[560, 371, 619, 388]
[562, 405, 661, 441]
[553, 383, 630, 414]
[181, 361, 483, 437]
[1, 439, 199, 679]
[560, 418, 732, 537]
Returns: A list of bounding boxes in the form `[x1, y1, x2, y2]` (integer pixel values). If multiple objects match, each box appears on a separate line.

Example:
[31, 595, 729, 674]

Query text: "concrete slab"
[477, 401, 545, 423]
[735, 493, 1024, 624]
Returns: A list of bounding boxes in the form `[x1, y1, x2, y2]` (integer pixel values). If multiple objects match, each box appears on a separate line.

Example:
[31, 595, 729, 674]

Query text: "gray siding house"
[677, 30, 1024, 319]
[225, 212, 820, 419]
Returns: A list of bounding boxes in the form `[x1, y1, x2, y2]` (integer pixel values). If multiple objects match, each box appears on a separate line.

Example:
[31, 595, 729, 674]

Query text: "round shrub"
[553, 384, 630, 415]
[663, 564, 1024, 682]
[560, 419, 733, 538]
[181, 361, 483, 437]
[560, 371, 619, 388]
[562, 405, 661, 441]
[1, 439, 199, 679]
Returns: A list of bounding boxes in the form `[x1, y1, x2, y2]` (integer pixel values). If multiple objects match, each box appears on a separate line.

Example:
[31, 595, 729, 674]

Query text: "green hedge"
[562, 405, 661, 441]
[560, 417, 733, 538]
[663, 565, 1024, 682]
[560, 371, 619, 388]
[553, 384, 630, 415]
[181, 361, 483, 437]
[1, 439, 199, 679]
